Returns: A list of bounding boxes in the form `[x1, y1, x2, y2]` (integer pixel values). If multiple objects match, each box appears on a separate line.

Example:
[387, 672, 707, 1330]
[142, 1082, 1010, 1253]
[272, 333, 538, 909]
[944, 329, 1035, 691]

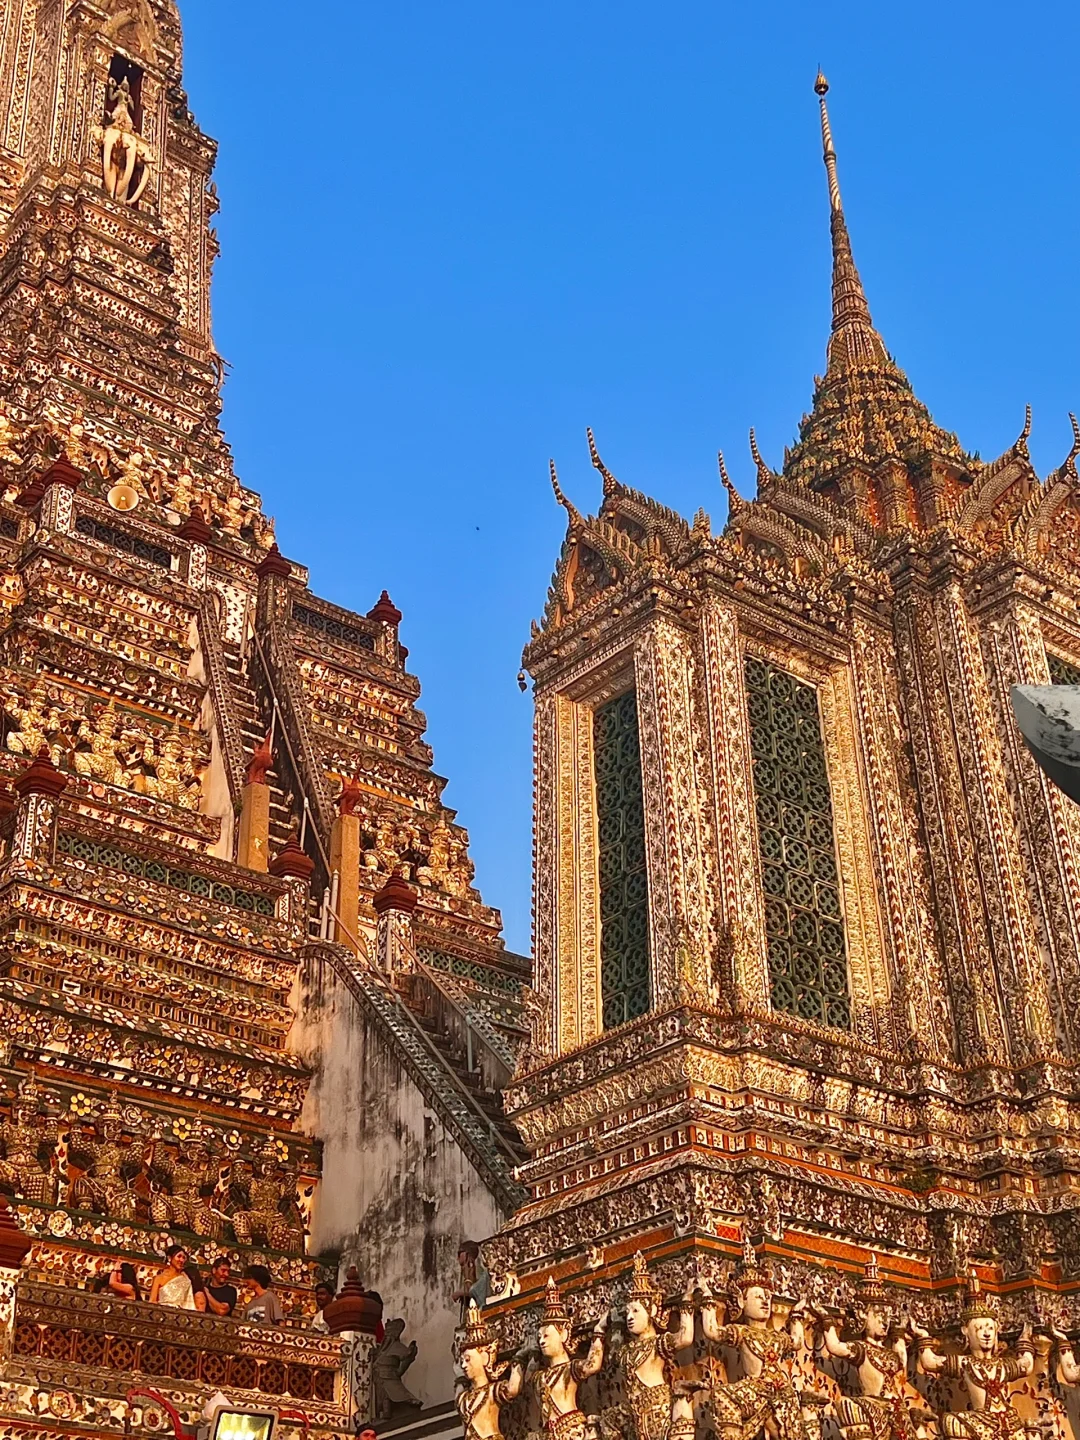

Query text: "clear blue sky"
[182, 0, 1080, 956]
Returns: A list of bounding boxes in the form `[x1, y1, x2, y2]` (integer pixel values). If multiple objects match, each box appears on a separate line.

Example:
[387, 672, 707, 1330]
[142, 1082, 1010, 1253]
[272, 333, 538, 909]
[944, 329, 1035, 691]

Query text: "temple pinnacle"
[813, 72, 886, 369]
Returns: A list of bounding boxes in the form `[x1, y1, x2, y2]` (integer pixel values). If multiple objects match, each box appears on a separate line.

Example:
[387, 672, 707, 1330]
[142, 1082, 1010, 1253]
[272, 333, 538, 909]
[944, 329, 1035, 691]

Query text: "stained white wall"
[290, 951, 501, 1408]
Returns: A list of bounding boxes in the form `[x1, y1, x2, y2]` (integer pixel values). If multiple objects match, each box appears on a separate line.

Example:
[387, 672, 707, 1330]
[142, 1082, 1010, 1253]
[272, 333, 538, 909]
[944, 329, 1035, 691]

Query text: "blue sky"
[181, 0, 1080, 955]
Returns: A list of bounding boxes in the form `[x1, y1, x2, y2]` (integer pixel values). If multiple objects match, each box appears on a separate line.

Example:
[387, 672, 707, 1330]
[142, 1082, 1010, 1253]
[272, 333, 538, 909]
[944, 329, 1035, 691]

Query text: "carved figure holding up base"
[0, 1075, 60, 1206]
[915, 1273, 1037, 1440]
[698, 1236, 813, 1440]
[526, 1276, 603, 1440]
[456, 1302, 523, 1440]
[813, 1255, 922, 1440]
[230, 1137, 305, 1253]
[595, 1253, 695, 1440]
[68, 1092, 138, 1220]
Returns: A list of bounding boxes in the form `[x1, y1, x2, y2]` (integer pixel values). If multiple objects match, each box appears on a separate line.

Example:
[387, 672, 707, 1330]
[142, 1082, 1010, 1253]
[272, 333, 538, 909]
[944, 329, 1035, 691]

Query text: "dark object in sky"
[1011, 684, 1080, 805]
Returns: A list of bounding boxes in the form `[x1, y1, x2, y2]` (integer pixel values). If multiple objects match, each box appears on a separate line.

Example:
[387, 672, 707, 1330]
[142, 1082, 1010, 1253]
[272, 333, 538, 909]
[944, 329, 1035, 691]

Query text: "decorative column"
[698, 598, 770, 1011]
[322, 1267, 382, 1428]
[12, 747, 67, 868]
[367, 590, 402, 665]
[373, 875, 418, 977]
[0, 1197, 30, 1361]
[17, 453, 81, 528]
[330, 778, 362, 953]
[533, 689, 600, 1055]
[179, 504, 211, 590]
[847, 615, 954, 1061]
[891, 545, 1054, 1065]
[269, 833, 315, 941]
[633, 617, 714, 1009]
[39, 453, 82, 533]
[978, 592, 1080, 1057]
[255, 542, 293, 624]
[237, 734, 272, 872]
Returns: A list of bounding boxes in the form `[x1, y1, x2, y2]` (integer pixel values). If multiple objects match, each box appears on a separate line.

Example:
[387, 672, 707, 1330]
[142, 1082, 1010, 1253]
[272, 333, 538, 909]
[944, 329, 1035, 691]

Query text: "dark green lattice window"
[594, 690, 651, 1029]
[745, 656, 851, 1030]
[1048, 653, 1080, 687]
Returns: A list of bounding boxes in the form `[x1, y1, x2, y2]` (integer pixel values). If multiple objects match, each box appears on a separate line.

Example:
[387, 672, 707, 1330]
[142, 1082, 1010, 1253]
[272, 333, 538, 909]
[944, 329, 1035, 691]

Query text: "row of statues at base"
[0, 1079, 307, 1253]
[457, 1242, 1074, 1440]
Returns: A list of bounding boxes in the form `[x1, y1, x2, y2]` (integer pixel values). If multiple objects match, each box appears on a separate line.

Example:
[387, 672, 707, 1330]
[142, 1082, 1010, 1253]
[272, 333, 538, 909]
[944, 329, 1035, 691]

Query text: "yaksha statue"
[813, 1255, 921, 1440]
[68, 1092, 139, 1220]
[231, 1137, 305, 1253]
[525, 1276, 604, 1440]
[696, 1236, 812, 1440]
[915, 1273, 1037, 1440]
[456, 1302, 522, 1440]
[0, 1074, 61, 1206]
[594, 1252, 695, 1440]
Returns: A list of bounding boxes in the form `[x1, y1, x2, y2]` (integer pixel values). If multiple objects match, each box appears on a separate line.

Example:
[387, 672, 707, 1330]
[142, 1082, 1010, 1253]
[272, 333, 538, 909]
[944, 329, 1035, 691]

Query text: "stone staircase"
[222, 637, 296, 855]
[373, 1401, 459, 1439]
[398, 971, 529, 1170]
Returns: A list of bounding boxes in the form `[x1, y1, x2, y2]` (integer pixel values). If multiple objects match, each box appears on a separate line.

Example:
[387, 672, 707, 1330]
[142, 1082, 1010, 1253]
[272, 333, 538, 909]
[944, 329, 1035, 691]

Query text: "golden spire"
[814, 72, 888, 371]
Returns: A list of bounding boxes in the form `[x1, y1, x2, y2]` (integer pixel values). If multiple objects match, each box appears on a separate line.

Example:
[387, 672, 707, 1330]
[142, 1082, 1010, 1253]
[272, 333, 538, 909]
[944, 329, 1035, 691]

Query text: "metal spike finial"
[815, 71, 842, 214]
[813, 73, 884, 365]
[586, 427, 619, 498]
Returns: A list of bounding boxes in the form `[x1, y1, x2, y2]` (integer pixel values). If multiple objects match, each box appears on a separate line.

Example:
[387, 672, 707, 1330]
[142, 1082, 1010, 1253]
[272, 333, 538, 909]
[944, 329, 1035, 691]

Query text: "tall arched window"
[745, 656, 851, 1029]
[594, 690, 651, 1029]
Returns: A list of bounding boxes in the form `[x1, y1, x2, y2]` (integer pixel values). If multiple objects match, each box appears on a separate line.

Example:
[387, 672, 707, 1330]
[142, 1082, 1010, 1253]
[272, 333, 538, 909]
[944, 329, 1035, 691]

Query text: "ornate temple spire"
[781, 75, 967, 512]
[815, 73, 888, 372]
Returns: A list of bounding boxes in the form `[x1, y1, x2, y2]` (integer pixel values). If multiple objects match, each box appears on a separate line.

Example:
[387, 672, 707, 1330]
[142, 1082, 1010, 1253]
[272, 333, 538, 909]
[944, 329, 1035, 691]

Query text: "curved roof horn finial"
[718, 450, 743, 513]
[749, 428, 774, 489]
[586, 427, 620, 499]
[549, 458, 583, 525]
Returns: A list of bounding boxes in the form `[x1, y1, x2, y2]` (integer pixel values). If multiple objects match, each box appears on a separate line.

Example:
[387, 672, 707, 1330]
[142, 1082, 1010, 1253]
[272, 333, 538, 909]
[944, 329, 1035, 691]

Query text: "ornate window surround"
[534, 641, 638, 1057]
[740, 633, 892, 1049]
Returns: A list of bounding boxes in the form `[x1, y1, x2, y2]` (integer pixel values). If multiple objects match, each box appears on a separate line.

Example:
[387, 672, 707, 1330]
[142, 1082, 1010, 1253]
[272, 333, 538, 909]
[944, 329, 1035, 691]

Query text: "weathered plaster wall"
[290, 951, 501, 1408]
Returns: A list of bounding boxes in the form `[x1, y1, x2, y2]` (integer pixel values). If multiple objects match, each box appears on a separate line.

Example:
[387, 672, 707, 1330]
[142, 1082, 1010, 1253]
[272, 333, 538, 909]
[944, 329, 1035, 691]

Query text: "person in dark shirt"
[205, 1256, 238, 1317]
[242, 1264, 283, 1325]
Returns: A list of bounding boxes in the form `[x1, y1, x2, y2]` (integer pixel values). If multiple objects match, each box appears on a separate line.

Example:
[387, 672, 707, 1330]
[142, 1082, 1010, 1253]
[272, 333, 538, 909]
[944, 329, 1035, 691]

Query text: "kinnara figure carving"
[593, 1252, 695, 1440]
[914, 1274, 1038, 1440]
[695, 1237, 813, 1440]
[523, 1276, 604, 1440]
[456, 1302, 523, 1440]
[811, 1256, 924, 1440]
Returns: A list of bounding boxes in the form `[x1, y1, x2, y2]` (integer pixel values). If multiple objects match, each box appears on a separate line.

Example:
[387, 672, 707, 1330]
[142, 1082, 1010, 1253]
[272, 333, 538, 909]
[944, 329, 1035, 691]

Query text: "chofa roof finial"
[549, 459, 583, 525]
[586, 427, 620, 499]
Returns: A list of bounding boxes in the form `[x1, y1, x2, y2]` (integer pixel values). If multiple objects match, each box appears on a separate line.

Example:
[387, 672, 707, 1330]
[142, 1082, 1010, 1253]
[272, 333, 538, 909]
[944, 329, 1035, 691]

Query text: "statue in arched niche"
[98, 75, 155, 205]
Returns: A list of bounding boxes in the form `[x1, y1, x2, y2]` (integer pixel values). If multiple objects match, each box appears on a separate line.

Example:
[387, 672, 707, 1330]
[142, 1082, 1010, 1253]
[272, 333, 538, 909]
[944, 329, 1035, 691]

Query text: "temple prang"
[0, 1, 531, 1435]
[479, 72, 1080, 1440]
[4, 7, 1080, 1440]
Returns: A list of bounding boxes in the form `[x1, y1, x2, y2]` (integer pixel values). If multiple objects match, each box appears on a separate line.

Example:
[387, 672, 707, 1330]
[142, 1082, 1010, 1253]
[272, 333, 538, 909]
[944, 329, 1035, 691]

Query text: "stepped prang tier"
[479, 72, 1080, 1440]
[0, 0, 532, 1431]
